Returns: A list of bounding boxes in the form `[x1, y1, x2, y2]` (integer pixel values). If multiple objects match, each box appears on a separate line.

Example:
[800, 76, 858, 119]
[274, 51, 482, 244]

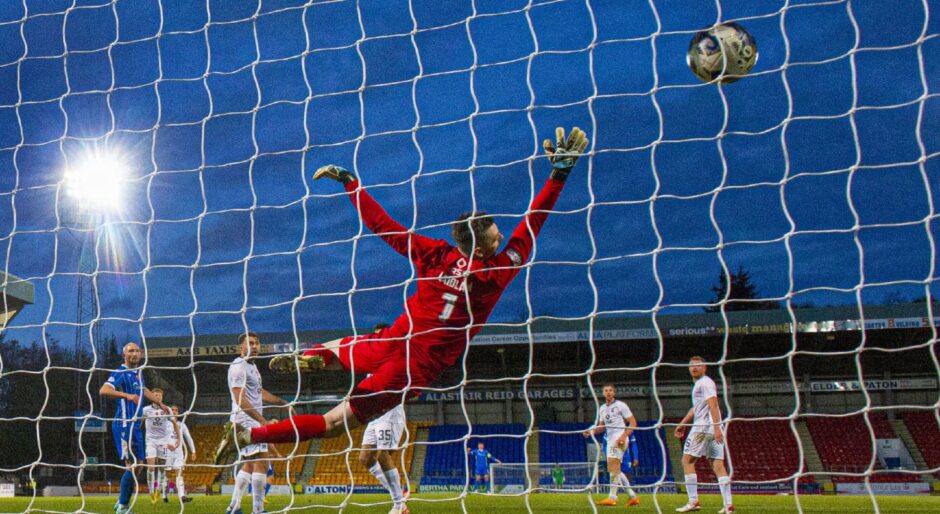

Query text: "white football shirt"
[599, 400, 633, 443]
[168, 421, 196, 454]
[142, 405, 171, 444]
[690, 375, 719, 435]
[228, 357, 263, 426]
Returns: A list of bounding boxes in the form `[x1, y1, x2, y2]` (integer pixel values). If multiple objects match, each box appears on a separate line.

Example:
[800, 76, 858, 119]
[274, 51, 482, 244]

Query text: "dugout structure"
[0, 272, 32, 332]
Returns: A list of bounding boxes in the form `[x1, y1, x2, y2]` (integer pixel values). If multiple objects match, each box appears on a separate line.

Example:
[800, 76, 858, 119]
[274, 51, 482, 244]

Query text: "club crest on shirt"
[507, 249, 522, 266]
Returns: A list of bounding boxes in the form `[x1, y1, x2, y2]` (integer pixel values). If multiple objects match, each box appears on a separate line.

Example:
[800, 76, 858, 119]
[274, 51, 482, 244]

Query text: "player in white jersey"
[357, 323, 409, 514]
[142, 388, 180, 504]
[584, 384, 639, 507]
[220, 332, 289, 514]
[165, 405, 195, 503]
[674, 356, 733, 513]
[360, 404, 408, 514]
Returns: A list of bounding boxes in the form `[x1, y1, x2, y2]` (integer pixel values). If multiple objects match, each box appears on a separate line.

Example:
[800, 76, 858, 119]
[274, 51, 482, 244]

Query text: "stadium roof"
[140, 302, 940, 358]
[0, 271, 33, 330]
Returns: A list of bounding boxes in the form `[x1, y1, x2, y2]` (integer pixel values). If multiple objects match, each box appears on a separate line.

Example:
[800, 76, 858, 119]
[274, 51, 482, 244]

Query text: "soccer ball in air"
[687, 22, 757, 84]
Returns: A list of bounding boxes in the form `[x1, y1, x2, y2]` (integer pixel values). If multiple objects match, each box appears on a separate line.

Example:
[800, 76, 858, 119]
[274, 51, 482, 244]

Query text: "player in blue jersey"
[99, 342, 170, 514]
[468, 442, 501, 493]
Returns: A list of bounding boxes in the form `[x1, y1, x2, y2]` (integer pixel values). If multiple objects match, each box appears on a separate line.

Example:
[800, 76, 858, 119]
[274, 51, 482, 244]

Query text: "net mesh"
[0, 0, 937, 513]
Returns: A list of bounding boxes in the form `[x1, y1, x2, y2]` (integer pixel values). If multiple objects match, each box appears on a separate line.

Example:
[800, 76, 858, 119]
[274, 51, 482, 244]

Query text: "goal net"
[489, 462, 595, 494]
[0, 0, 937, 512]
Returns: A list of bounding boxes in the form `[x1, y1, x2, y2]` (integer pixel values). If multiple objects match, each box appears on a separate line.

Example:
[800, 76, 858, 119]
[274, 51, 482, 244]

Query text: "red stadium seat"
[806, 413, 920, 483]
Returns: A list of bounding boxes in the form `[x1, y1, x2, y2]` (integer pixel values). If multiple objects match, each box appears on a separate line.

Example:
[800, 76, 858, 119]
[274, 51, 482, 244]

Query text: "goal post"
[489, 462, 597, 494]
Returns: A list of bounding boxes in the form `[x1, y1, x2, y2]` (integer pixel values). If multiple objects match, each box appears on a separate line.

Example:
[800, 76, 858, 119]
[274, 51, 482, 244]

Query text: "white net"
[489, 462, 595, 493]
[0, 0, 938, 513]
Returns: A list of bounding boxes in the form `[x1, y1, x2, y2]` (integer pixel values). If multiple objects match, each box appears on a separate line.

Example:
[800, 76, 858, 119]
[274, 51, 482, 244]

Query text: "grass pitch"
[0, 493, 937, 513]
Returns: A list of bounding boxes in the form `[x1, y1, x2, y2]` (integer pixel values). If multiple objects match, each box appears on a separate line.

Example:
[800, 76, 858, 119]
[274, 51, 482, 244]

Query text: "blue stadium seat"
[423, 424, 528, 479]
[538, 421, 673, 485]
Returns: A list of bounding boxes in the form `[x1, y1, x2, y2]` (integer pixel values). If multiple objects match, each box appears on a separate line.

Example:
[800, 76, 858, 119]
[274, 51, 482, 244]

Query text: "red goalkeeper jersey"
[343, 177, 565, 371]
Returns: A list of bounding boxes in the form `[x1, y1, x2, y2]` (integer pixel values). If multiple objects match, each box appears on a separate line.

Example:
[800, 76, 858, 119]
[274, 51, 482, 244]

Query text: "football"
[687, 22, 758, 84]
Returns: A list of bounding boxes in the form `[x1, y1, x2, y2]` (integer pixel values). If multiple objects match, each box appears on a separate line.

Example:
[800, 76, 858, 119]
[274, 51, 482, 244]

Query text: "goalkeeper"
[215, 127, 588, 460]
[552, 463, 565, 490]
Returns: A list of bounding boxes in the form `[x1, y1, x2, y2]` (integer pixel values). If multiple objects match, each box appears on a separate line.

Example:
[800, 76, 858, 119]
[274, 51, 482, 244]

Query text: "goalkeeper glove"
[542, 126, 589, 181]
[313, 164, 357, 185]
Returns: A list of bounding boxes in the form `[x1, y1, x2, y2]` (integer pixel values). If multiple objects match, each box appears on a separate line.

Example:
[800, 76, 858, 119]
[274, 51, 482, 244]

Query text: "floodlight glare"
[64, 151, 128, 212]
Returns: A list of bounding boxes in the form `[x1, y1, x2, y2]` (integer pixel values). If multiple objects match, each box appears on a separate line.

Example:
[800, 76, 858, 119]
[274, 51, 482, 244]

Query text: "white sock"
[384, 468, 404, 506]
[718, 476, 732, 507]
[685, 474, 698, 503]
[229, 470, 251, 510]
[369, 462, 392, 490]
[176, 471, 186, 497]
[619, 473, 637, 499]
[160, 469, 168, 498]
[147, 468, 155, 494]
[608, 472, 620, 500]
[251, 473, 266, 514]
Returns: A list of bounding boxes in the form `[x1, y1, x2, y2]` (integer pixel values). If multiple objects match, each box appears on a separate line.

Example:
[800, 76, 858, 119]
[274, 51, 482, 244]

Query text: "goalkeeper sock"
[251, 472, 266, 514]
[264, 482, 270, 496]
[119, 470, 134, 506]
[369, 463, 392, 491]
[718, 476, 732, 507]
[685, 474, 698, 503]
[302, 345, 336, 366]
[384, 468, 404, 506]
[619, 473, 637, 499]
[253, 415, 326, 443]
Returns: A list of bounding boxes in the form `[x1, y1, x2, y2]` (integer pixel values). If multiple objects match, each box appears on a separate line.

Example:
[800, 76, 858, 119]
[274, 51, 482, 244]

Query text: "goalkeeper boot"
[269, 352, 326, 374]
[676, 501, 701, 512]
[214, 422, 251, 465]
[595, 497, 618, 506]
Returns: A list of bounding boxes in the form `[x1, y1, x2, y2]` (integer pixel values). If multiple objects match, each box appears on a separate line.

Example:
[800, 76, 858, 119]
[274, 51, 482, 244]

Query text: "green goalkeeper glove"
[313, 164, 357, 185]
[542, 126, 589, 181]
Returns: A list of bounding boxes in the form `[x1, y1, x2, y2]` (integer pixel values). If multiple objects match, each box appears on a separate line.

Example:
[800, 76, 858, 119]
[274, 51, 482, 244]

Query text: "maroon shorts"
[336, 329, 440, 424]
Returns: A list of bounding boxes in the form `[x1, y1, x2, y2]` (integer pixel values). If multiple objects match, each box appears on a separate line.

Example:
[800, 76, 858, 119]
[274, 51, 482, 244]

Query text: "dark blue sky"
[0, 0, 937, 347]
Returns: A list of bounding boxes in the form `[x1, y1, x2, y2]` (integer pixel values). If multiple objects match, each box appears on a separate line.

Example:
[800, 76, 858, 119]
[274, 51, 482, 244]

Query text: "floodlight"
[64, 150, 128, 212]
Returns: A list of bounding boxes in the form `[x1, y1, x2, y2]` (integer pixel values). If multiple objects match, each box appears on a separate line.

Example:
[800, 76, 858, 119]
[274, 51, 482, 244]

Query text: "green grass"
[0, 493, 937, 513]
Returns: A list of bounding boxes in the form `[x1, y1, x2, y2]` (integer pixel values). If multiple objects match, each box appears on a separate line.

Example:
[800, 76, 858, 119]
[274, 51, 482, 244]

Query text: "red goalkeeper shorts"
[336, 328, 439, 423]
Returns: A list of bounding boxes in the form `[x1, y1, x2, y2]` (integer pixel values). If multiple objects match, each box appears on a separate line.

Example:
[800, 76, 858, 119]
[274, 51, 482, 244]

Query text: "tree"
[705, 265, 780, 312]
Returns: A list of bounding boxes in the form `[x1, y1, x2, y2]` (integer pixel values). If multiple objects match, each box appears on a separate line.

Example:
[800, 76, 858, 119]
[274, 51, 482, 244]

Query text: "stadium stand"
[807, 414, 918, 483]
[270, 441, 312, 486]
[538, 423, 591, 464]
[693, 419, 811, 485]
[420, 424, 526, 487]
[309, 422, 424, 486]
[902, 411, 940, 479]
[183, 425, 226, 490]
[538, 421, 672, 486]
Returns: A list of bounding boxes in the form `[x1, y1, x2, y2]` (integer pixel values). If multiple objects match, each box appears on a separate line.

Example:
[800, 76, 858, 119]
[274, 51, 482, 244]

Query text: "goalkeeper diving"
[215, 127, 589, 460]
